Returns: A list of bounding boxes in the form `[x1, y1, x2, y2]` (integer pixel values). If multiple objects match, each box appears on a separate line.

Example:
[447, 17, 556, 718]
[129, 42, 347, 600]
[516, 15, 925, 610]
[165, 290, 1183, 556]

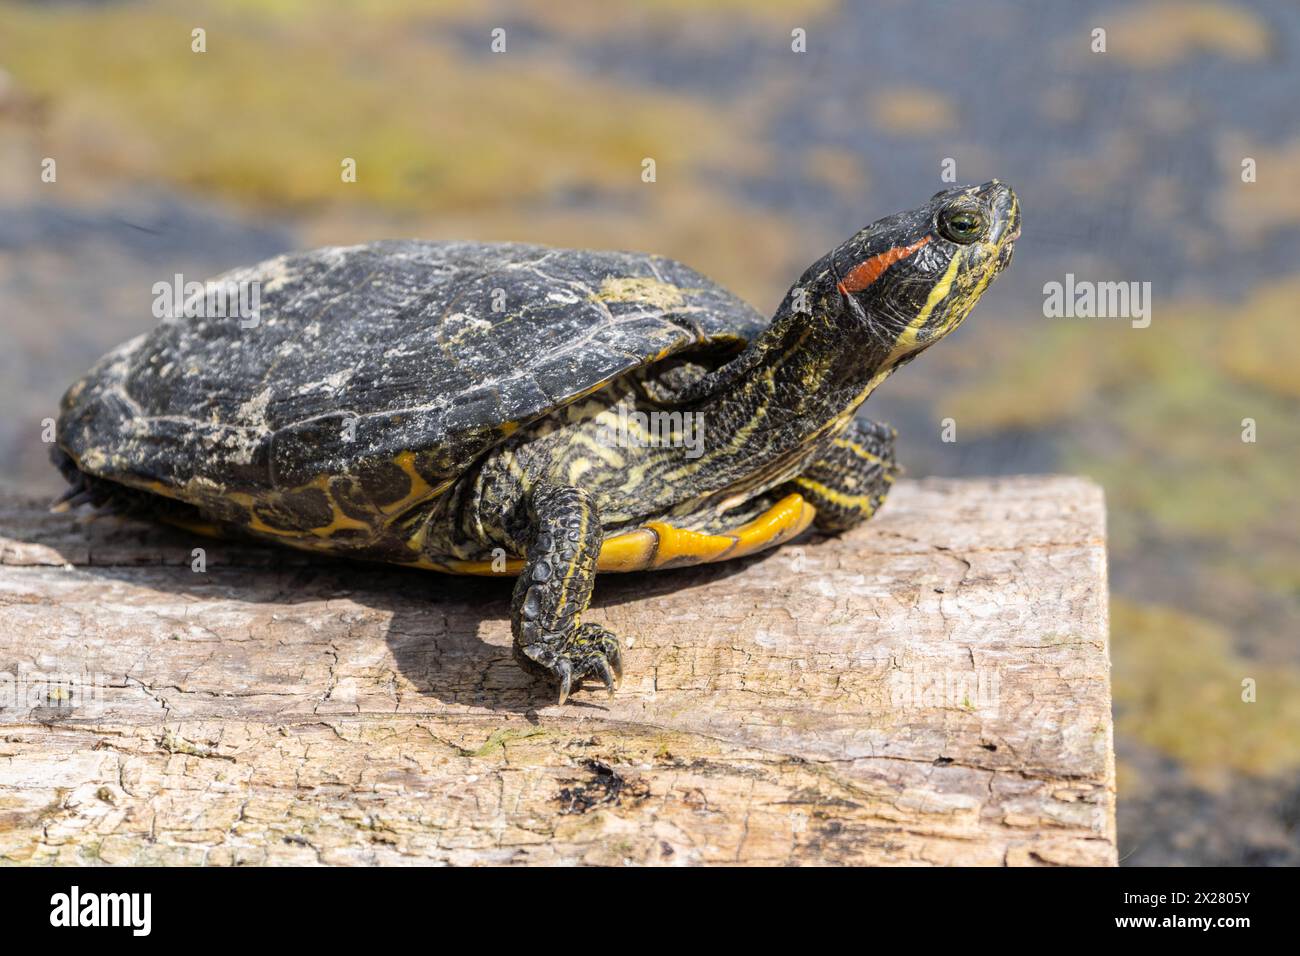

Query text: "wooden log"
[0, 476, 1114, 865]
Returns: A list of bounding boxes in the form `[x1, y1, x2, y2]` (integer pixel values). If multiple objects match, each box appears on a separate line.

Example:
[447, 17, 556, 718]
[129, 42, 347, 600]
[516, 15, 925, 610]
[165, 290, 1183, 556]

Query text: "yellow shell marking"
[593, 276, 692, 310]
[434, 493, 816, 576]
[721, 492, 817, 560]
[606, 523, 736, 570]
[599, 492, 817, 570]
[593, 527, 661, 571]
[158, 514, 227, 538]
[381, 451, 448, 517]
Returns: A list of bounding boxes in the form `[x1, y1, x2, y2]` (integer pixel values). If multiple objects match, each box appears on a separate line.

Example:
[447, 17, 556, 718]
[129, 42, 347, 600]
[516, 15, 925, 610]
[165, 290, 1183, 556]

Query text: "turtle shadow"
[378, 552, 769, 714]
[3, 498, 782, 715]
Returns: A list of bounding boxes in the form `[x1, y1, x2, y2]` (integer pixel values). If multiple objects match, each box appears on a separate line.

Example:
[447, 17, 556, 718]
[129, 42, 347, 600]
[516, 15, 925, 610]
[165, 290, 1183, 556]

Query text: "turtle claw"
[592, 657, 617, 698]
[556, 660, 573, 706]
[508, 487, 626, 705]
[607, 643, 624, 686]
[50, 486, 95, 513]
[521, 623, 624, 705]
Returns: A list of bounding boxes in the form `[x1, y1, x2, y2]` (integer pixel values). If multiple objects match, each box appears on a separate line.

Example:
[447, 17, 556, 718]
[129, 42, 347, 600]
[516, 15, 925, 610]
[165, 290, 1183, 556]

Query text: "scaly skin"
[54, 184, 1020, 704]
[486, 182, 1019, 701]
[791, 419, 899, 533]
[510, 486, 621, 704]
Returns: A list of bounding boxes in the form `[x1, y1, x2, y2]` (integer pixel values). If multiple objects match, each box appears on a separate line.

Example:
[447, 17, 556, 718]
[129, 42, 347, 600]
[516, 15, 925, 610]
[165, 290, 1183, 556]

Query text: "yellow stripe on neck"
[887, 250, 962, 362]
[838, 250, 966, 417]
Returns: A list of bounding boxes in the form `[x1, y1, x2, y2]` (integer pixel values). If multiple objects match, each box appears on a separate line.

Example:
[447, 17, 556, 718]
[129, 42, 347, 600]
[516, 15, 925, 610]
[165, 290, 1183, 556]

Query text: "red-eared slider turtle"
[53, 182, 1020, 704]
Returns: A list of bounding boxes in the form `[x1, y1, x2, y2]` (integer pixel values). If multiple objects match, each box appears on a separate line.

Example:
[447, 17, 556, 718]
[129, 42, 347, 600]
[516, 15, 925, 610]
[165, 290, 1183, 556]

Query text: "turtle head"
[823, 180, 1019, 364]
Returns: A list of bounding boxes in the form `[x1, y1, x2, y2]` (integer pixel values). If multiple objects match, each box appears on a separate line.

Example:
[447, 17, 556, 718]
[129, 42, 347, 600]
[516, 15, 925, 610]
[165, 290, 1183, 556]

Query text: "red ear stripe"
[837, 235, 931, 294]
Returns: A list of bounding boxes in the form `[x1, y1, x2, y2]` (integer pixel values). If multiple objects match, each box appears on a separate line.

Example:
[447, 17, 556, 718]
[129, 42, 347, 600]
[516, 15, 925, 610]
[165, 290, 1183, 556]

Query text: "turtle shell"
[57, 240, 765, 528]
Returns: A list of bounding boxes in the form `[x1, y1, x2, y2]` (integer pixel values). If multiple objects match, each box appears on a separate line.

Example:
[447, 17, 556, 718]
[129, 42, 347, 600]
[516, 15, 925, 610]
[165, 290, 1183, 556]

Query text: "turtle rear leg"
[512, 484, 622, 705]
[791, 418, 899, 533]
[49, 447, 208, 524]
[49, 448, 152, 516]
[49, 447, 111, 512]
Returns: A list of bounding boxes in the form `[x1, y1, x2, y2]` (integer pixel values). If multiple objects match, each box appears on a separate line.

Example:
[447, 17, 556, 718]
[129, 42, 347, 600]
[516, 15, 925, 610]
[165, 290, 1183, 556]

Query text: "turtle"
[53, 181, 1020, 704]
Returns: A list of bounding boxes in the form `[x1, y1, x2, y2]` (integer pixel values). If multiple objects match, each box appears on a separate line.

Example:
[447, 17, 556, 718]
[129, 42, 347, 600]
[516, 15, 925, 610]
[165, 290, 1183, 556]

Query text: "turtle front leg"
[511, 485, 622, 705]
[792, 418, 899, 533]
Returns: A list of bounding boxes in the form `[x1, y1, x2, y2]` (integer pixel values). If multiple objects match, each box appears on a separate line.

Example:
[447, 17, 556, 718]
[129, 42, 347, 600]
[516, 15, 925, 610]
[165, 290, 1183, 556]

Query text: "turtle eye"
[938, 207, 987, 244]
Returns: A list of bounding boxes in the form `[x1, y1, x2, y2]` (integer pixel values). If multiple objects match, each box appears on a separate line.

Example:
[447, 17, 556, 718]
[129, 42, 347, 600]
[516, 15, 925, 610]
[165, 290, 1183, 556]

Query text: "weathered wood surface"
[0, 476, 1114, 866]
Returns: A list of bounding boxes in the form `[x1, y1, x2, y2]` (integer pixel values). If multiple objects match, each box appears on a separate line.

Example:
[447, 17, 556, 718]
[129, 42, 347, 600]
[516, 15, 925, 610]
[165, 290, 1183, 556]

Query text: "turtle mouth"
[996, 241, 1015, 273]
[970, 176, 1017, 240]
[987, 186, 1020, 246]
[990, 190, 1019, 274]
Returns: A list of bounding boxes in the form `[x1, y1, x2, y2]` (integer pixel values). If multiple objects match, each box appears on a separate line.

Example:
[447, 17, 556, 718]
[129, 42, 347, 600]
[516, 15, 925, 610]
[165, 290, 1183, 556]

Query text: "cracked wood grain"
[0, 476, 1115, 865]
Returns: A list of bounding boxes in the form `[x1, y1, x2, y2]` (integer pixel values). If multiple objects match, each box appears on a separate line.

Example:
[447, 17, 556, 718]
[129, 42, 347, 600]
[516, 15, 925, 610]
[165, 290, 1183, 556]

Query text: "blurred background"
[1, 0, 1296, 864]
